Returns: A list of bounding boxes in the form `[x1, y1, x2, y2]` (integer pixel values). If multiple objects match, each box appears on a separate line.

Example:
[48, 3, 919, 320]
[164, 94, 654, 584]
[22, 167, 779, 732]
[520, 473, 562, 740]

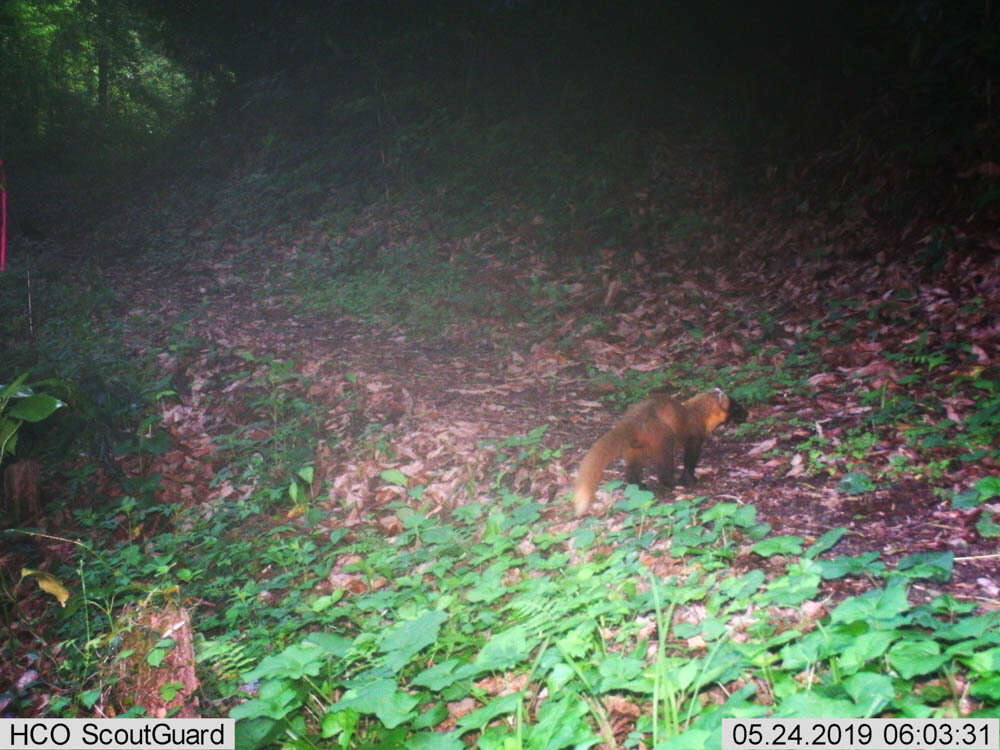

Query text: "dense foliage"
[3, 0, 996, 169]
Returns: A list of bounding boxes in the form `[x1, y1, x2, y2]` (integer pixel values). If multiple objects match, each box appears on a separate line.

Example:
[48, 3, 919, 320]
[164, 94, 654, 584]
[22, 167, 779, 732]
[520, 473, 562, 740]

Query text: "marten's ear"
[712, 388, 730, 409]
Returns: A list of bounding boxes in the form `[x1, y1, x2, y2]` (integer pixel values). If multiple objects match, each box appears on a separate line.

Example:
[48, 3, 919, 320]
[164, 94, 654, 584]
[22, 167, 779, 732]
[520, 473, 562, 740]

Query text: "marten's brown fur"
[573, 389, 746, 516]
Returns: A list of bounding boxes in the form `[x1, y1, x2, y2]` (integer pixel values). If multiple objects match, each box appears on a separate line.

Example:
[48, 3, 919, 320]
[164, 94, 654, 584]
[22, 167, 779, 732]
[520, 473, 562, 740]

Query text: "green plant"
[885, 333, 951, 384]
[286, 465, 315, 509]
[217, 494, 999, 749]
[0, 374, 66, 462]
[486, 427, 564, 490]
[951, 477, 1000, 510]
[838, 431, 880, 462]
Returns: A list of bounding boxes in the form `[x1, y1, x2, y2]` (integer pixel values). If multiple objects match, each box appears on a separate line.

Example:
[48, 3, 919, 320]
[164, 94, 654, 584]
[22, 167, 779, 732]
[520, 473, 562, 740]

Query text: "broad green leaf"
[380, 468, 409, 487]
[572, 526, 598, 549]
[242, 643, 327, 682]
[970, 676, 1000, 700]
[944, 638, 996, 659]
[838, 472, 875, 495]
[596, 653, 645, 693]
[700, 502, 739, 522]
[718, 683, 763, 717]
[412, 659, 479, 690]
[556, 622, 595, 660]
[8, 393, 65, 421]
[780, 629, 855, 671]
[302, 632, 352, 656]
[331, 678, 419, 729]
[147, 638, 175, 667]
[952, 488, 985, 509]
[838, 630, 897, 674]
[310, 592, 343, 611]
[887, 639, 948, 678]
[524, 694, 592, 749]
[475, 726, 518, 750]
[700, 617, 728, 641]
[662, 658, 701, 693]
[160, 682, 183, 702]
[831, 583, 910, 625]
[777, 641, 817, 672]
[967, 646, 1000, 674]
[976, 511, 1000, 538]
[805, 527, 848, 558]
[320, 708, 358, 740]
[751, 535, 804, 557]
[662, 580, 711, 605]
[380, 609, 448, 654]
[732, 504, 759, 528]
[718, 569, 765, 602]
[0, 417, 20, 452]
[933, 613, 1000, 641]
[817, 552, 885, 580]
[843, 672, 894, 716]
[79, 689, 102, 709]
[421, 525, 463, 545]
[931, 595, 979, 616]
[762, 561, 821, 607]
[671, 524, 718, 555]
[455, 692, 523, 732]
[745, 522, 773, 540]
[974, 476, 1000, 500]
[0, 374, 30, 400]
[411, 660, 461, 691]
[475, 626, 533, 671]
[892, 694, 935, 718]
[546, 662, 575, 693]
[411, 702, 450, 730]
[466, 563, 508, 603]
[701, 643, 751, 685]
[895, 551, 953, 582]
[230, 680, 302, 720]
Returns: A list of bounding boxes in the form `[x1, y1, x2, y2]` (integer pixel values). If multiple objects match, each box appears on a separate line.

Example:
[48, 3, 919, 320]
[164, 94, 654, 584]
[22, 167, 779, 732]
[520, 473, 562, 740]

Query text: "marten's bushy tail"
[573, 423, 631, 516]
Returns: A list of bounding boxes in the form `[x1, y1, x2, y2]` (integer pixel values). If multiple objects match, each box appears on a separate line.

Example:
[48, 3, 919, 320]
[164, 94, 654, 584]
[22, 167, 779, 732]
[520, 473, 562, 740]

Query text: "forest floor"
[4, 103, 999, 735]
[96, 135, 1000, 606]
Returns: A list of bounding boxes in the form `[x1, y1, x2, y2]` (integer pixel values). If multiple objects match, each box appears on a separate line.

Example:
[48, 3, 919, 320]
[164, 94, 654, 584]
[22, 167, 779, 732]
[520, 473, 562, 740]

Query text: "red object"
[0, 159, 7, 272]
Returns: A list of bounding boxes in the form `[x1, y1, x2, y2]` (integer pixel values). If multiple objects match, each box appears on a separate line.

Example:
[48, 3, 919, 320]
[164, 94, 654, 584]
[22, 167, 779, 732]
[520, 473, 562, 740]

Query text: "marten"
[573, 388, 746, 516]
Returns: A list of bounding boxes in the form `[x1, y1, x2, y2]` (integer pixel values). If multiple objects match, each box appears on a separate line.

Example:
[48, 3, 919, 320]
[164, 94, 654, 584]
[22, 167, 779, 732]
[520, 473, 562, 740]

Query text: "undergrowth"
[219, 489, 1000, 749]
[16, 483, 999, 747]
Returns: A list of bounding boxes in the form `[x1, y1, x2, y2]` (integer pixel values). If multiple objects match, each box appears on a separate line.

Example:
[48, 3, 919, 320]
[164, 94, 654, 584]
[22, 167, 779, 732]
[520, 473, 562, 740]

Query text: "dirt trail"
[109, 229, 1000, 610]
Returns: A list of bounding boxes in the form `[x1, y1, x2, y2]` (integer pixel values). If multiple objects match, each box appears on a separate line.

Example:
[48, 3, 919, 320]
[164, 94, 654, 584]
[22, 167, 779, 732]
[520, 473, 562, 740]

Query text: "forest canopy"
[2, 0, 995, 170]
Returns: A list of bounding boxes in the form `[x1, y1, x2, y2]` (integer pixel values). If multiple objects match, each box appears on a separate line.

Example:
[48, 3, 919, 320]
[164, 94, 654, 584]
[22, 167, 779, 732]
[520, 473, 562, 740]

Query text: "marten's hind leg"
[656, 437, 677, 487]
[678, 438, 703, 485]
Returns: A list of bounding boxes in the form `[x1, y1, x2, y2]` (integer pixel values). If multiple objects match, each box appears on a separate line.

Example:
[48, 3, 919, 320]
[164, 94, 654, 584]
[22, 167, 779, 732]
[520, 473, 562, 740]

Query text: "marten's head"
[718, 388, 748, 425]
[691, 388, 747, 432]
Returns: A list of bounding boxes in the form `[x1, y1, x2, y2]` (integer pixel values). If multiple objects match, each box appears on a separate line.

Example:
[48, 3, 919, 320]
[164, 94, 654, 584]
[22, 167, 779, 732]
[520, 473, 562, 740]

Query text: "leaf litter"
[99, 134, 1000, 610]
